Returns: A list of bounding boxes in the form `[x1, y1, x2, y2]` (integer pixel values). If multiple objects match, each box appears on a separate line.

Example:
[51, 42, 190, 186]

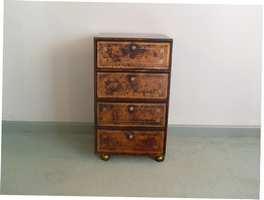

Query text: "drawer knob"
[130, 76, 136, 82]
[128, 133, 134, 140]
[131, 44, 137, 51]
[128, 106, 135, 112]
[102, 106, 107, 112]
[125, 131, 134, 140]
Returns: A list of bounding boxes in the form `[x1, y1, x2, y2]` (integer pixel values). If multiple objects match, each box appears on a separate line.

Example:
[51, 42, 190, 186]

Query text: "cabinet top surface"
[94, 33, 172, 41]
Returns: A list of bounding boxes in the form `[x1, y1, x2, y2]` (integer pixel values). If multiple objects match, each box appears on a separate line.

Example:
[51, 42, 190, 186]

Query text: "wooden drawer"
[97, 129, 164, 154]
[97, 102, 166, 127]
[96, 41, 171, 70]
[97, 72, 168, 99]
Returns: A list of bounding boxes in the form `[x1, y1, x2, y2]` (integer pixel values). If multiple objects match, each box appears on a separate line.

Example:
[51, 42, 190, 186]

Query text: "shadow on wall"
[49, 36, 94, 122]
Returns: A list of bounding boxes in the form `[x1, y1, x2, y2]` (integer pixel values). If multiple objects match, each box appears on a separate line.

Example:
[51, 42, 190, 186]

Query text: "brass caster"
[100, 154, 110, 161]
[155, 155, 165, 162]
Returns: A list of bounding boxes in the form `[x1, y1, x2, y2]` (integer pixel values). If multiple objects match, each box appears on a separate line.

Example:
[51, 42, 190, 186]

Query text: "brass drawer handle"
[121, 43, 145, 59]
[129, 44, 145, 52]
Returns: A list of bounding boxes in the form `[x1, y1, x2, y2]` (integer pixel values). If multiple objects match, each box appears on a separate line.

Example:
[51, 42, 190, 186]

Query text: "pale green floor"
[1, 122, 260, 198]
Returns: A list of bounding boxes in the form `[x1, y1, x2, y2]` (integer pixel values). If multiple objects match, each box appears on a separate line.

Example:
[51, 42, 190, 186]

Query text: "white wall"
[3, 1, 262, 126]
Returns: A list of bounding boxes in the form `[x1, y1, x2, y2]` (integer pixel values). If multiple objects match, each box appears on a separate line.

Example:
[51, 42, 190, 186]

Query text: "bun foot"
[154, 155, 165, 162]
[100, 154, 110, 161]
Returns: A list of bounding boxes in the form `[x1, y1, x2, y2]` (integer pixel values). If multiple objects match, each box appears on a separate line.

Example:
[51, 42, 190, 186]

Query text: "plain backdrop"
[3, 1, 262, 126]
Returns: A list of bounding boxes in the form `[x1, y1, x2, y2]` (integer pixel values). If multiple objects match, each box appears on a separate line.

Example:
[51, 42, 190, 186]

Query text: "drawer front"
[97, 102, 166, 127]
[96, 41, 171, 69]
[97, 129, 164, 154]
[97, 72, 168, 99]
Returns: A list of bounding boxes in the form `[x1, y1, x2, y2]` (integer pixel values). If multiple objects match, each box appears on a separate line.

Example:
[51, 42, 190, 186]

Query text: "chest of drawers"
[94, 34, 173, 162]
